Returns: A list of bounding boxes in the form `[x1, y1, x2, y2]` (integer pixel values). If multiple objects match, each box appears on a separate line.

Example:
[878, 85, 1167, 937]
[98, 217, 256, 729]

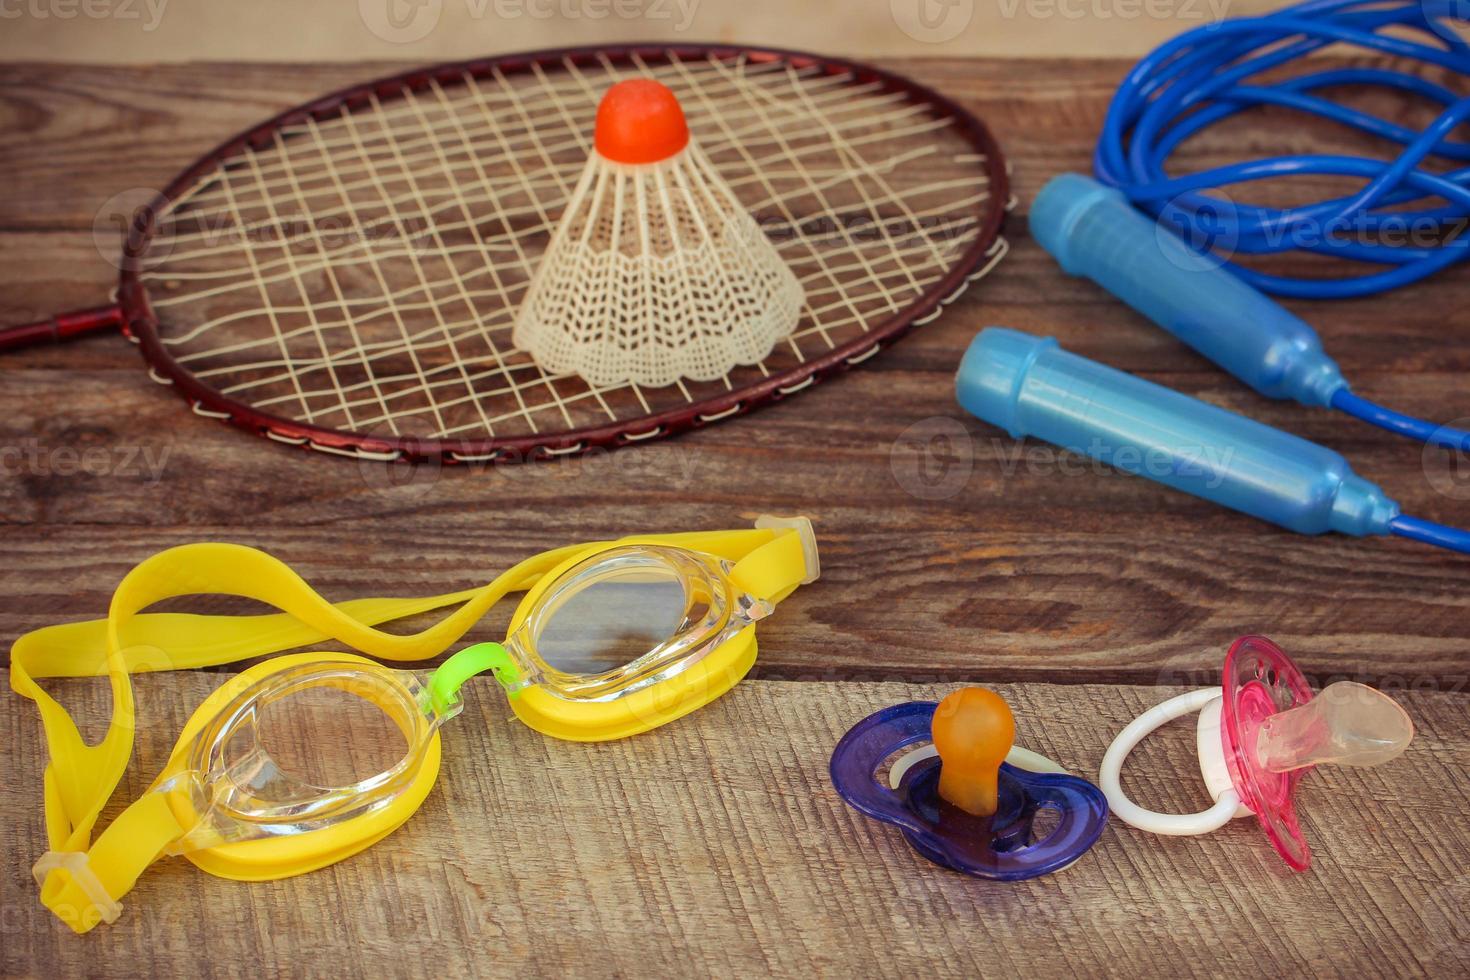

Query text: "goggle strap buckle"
[754, 514, 820, 584]
[33, 850, 123, 926]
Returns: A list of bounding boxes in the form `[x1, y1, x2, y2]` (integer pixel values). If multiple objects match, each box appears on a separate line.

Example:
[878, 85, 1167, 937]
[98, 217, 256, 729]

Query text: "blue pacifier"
[830, 688, 1108, 881]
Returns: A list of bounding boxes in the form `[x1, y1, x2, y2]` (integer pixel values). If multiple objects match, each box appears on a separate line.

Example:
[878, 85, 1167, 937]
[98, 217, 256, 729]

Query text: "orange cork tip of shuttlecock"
[594, 79, 690, 164]
[932, 687, 1015, 817]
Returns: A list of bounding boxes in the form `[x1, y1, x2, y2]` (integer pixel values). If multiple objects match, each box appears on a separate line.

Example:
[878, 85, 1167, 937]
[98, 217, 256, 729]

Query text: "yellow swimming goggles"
[10, 516, 817, 934]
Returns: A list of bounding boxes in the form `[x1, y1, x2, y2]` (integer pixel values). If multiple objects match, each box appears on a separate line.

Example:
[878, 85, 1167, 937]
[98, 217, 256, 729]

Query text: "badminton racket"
[1, 44, 1010, 463]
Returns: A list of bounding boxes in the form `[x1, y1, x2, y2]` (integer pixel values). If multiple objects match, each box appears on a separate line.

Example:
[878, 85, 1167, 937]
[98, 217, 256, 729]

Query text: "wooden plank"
[3, 677, 1466, 976]
[1, 521, 1467, 688]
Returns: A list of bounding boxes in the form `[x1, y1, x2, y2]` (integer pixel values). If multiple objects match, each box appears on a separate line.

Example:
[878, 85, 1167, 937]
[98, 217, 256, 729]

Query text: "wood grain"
[1, 57, 1468, 977]
[3, 676, 1468, 977]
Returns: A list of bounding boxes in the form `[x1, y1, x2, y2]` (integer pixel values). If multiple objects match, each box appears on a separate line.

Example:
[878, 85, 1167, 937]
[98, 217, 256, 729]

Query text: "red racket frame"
[3, 43, 1009, 464]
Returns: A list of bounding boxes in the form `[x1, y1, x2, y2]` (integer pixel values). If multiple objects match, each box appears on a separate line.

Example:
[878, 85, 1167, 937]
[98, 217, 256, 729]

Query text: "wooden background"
[1, 57, 1468, 977]
[0, 0, 1290, 63]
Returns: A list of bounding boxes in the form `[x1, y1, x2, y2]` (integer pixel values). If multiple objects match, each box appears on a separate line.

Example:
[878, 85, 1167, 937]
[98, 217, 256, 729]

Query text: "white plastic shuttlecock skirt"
[514, 142, 804, 388]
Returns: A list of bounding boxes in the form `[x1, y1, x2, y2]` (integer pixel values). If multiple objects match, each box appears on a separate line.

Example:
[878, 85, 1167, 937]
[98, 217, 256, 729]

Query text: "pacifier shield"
[1221, 636, 1314, 871]
[830, 702, 1108, 881]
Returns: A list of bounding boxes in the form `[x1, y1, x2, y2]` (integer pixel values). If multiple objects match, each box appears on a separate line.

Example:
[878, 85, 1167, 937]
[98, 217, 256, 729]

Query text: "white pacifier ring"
[1098, 688, 1245, 836]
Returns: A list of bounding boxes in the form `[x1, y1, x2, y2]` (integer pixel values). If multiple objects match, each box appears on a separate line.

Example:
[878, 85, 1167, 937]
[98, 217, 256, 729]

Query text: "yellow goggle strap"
[10, 524, 812, 931]
[727, 519, 815, 604]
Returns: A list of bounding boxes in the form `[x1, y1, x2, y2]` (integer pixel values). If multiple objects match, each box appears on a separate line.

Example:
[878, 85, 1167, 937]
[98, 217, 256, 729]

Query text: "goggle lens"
[514, 545, 765, 702]
[175, 664, 437, 848]
[249, 681, 412, 793]
[533, 558, 691, 675]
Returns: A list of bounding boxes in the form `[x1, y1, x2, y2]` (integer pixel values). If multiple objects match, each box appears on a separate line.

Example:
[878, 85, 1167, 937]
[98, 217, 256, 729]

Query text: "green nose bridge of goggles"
[429, 642, 520, 714]
[10, 516, 816, 934]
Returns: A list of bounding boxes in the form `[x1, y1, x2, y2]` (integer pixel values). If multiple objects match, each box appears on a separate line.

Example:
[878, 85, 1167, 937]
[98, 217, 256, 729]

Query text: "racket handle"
[1029, 174, 1347, 408]
[956, 328, 1400, 539]
[0, 305, 124, 352]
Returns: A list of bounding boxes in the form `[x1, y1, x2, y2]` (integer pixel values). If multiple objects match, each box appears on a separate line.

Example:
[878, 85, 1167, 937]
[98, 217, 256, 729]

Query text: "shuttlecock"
[513, 79, 803, 388]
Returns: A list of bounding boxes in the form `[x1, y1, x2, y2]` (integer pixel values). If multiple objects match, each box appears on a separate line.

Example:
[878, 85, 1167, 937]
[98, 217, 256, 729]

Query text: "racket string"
[358, 87, 520, 436]
[261, 127, 401, 432]
[149, 112, 957, 281]
[163, 59, 900, 219]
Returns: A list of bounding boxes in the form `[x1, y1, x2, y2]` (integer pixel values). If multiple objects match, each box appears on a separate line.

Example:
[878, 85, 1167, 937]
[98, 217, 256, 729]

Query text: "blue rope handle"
[1095, 0, 1470, 300]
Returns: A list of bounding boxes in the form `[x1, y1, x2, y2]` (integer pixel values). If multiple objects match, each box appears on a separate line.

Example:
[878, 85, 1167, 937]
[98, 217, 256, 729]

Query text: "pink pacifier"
[1099, 636, 1414, 871]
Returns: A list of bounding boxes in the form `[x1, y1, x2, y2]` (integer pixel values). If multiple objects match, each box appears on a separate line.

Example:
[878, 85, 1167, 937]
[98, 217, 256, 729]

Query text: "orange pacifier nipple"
[932, 687, 1015, 817]
[594, 79, 690, 165]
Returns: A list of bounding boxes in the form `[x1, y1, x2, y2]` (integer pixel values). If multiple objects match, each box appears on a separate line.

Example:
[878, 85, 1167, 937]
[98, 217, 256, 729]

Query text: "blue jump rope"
[957, 0, 1470, 555]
